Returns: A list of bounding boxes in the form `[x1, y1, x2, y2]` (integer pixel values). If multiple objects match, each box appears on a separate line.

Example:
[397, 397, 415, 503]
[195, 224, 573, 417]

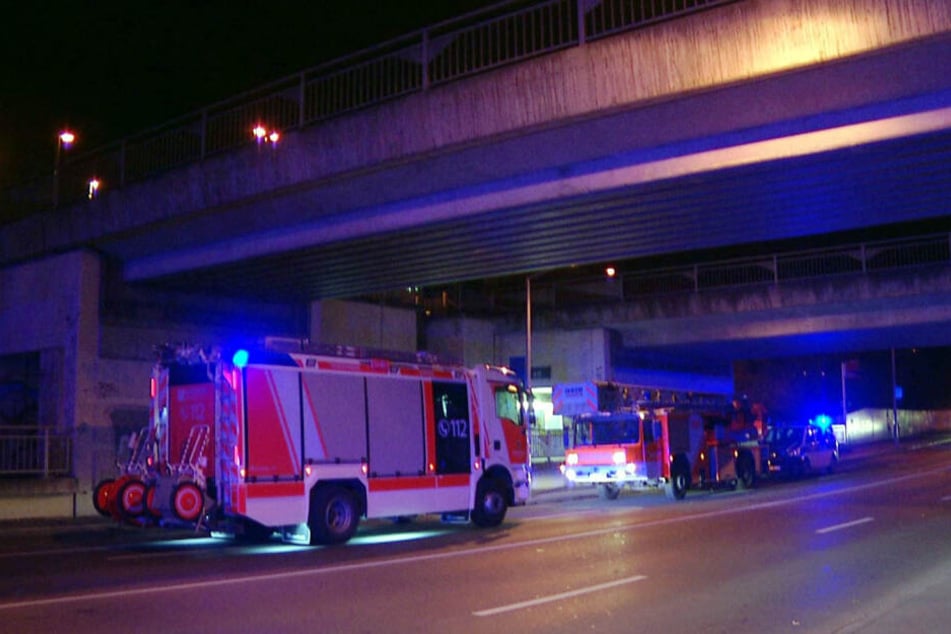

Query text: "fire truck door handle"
[494, 440, 501, 450]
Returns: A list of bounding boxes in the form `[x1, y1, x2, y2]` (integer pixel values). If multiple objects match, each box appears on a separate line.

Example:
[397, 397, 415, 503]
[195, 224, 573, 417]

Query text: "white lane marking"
[815, 517, 874, 534]
[0, 465, 946, 612]
[472, 574, 647, 617]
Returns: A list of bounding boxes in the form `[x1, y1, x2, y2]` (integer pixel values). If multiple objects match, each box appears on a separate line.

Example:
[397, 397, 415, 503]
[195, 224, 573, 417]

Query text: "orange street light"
[54, 129, 77, 208]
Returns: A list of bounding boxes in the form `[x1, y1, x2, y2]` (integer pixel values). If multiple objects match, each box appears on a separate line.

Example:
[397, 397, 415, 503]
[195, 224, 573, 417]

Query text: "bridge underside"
[131, 119, 951, 303]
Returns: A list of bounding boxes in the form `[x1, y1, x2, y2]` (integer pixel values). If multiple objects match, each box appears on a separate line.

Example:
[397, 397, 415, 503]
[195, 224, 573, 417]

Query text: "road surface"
[0, 439, 949, 633]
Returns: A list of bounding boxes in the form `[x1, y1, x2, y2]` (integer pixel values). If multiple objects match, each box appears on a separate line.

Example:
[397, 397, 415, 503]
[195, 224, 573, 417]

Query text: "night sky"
[1, 1, 495, 187]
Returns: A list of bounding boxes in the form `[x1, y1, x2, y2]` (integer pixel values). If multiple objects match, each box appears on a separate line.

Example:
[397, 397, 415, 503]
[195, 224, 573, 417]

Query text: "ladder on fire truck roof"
[262, 336, 458, 366]
[612, 383, 730, 413]
[155, 338, 462, 368]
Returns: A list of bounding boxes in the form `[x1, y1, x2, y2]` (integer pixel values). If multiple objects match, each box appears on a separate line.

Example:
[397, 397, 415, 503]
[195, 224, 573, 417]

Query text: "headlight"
[565, 453, 579, 465]
[612, 450, 626, 465]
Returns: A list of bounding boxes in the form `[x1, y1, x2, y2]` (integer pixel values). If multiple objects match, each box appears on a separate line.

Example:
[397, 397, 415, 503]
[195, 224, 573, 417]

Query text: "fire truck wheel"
[117, 478, 147, 518]
[737, 453, 756, 490]
[172, 482, 204, 523]
[471, 478, 508, 527]
[665, 461, 690, 500]
[599, 483, 621, 500]
[92, 479, 116, 517]
[308, 486, 360, 545]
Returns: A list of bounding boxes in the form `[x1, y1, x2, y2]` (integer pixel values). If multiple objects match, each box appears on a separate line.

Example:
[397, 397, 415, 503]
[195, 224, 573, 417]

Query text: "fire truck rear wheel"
[172, 482, 205, 523]
[665, 461, 690, 500]
[471, 478, 508, 527]
[118, 478, 147, 518]
[309, 485, 360, 545]
[737, 453, 756, 490]
[92, 479, 116, 517]
[599, 483, 621, 500]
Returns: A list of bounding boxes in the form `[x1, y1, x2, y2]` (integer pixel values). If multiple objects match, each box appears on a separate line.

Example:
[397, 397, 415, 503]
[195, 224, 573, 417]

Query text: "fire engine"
[93, 339, 532, 544]
[555, 382, 762, 500]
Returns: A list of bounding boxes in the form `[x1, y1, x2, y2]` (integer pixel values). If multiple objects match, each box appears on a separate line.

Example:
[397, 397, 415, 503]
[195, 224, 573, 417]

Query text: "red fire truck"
[555, 382, 761, 500]
[93, 339, 532, 544]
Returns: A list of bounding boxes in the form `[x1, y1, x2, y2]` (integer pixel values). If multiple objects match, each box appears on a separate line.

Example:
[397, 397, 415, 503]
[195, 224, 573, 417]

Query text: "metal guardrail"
[394, 232, 951, 314]
[617, 233, 951, 299]
[1, 0, 731, 221]
[0, 426, 72, 477]
[531, 428, 566, 462]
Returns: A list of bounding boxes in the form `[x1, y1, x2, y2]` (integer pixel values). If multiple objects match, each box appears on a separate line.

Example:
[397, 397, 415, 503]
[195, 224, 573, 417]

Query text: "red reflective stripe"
[369, 476, 436, 492]
[436, 474, 470, 488]
[367, 475, 470, 491]
[245, 481, 306, 498]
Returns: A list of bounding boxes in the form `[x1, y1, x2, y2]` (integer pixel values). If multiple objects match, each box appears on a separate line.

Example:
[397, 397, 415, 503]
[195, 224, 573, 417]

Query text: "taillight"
[150, 377, 157, 398]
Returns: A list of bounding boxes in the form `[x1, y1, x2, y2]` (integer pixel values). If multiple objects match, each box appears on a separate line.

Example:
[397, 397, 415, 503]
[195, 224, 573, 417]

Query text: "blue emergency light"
[232, 349, 250, 369]
[813, 414, 833, 430]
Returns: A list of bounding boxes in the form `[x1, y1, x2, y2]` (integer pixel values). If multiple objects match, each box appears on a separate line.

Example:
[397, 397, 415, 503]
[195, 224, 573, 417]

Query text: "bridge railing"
[1, 0, 732, 221]
[576, 233, 951, 302]
[0, 426, 72, 478]
[406, 232, 951, 314]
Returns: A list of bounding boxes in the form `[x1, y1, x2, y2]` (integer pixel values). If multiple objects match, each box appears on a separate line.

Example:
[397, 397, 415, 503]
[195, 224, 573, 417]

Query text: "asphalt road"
[0, 440, 949, 633]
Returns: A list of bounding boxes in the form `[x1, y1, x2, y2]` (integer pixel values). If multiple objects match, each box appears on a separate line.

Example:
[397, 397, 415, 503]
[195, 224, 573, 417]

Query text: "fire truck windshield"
[575, 414, 640, 446]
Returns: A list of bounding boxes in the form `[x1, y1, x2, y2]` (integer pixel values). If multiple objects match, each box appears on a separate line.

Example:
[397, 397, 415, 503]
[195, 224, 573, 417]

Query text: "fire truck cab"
[556, 382, 761, 500]
[93, 339, 532, 544]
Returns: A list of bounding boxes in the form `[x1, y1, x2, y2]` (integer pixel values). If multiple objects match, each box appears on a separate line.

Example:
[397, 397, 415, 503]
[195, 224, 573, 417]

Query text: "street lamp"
[252, 125, 280, 147]
[53, 130, 76, 208]
[87, 178, 101, 200]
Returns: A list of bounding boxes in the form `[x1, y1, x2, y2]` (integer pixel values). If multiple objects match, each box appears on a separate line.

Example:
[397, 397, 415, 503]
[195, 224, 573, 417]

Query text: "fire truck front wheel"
[736, 453, 756, 490]
[471, 478, 508, 527]
[665, 459, 690, 500]
[599, 483, 621, 500]
[308, 485, 360, 545]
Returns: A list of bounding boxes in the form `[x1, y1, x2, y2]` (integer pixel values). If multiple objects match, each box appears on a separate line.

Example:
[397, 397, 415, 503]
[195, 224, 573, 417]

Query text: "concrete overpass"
[1, 0, 950, 364]
[2, 0, 949, 302]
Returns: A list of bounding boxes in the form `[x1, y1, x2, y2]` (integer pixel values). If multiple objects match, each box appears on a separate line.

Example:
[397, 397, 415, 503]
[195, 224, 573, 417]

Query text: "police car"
[765, 422, 839, 477]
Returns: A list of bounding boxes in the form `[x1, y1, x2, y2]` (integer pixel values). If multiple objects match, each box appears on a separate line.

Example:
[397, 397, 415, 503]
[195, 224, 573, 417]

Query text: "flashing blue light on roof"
[232, 349, 249, 369]
[814, 414, 833, 430]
